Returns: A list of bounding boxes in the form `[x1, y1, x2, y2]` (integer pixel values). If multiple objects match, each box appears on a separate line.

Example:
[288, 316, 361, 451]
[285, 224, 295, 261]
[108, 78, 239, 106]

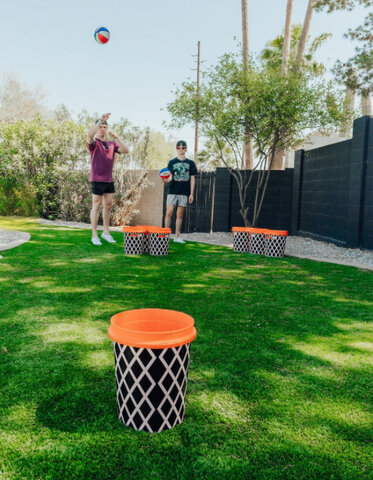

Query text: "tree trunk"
[242, 0, 249, 70]
[284, 149, 294, 168]
[339, 86, 355, 138]
[295, 0, 315, 71]
[272, 0, 294, 171]
[241, 0, 253, 169]
[361, 90, 372, 116]
[281, 0, 294, 75]
[272, 149, 284, 170]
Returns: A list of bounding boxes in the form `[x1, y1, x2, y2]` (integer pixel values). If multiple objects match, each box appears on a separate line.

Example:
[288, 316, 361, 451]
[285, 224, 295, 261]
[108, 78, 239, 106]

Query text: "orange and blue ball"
[94, 27, 110, 44]
[159, 168, 171, 179]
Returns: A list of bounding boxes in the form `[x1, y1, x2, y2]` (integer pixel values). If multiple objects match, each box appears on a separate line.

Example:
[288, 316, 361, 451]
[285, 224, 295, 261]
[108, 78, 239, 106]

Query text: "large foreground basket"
[108, 308, 197, 433]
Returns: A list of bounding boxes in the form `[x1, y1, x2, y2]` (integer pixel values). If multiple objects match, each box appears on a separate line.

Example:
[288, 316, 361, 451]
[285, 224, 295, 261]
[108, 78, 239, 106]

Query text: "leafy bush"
[0, 116, 154, 222]
[0, 178, 37, 216]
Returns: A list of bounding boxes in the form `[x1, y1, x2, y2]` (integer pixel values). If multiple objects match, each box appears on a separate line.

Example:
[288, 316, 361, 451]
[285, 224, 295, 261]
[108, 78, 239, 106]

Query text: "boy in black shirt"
[163, 140, 197, 243]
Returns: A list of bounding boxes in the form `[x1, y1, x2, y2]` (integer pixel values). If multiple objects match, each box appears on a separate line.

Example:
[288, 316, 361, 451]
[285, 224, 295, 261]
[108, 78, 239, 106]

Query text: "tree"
[198, 139, 235, 171]
[53, 104, 72, 122]
[332, 61, 358, 136]
[295, 0, 317, 72]
[272, 0, 371, 168]
[167, 54, 342, 226]
[145, 131, 176, 170]
[0, 73, 48, 123]
[344, 12, 373, 115]
[0, 114, 153, 221]
[262, 25, 331, 76]
[314, 0, 373, 11]
[262, 24, 331, 168]
[241, 0, 253, 169]
[281, 0, 294, 75]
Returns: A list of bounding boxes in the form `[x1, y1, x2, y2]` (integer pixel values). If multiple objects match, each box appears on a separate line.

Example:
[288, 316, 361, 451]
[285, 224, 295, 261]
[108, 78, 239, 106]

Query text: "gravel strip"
[180, 232, 373, 271]
[32, 219, 373, 271]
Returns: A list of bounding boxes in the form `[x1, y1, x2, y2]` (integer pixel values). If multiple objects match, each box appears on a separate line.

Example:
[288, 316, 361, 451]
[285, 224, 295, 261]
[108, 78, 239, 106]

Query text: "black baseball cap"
[96, 119, 108, 125]
[176, 140, 187, 148]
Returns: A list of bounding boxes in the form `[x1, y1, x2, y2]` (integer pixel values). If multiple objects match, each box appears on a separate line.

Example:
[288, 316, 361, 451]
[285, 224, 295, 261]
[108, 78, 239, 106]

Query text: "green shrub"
[0, 179, 37, 216]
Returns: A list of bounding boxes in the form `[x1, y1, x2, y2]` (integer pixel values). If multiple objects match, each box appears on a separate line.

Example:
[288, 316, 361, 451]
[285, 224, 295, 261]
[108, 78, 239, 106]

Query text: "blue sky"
[0, 0, 368, 144]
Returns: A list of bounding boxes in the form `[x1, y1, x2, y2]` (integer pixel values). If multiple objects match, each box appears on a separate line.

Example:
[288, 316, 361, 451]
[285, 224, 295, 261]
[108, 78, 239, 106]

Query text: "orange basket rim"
[122, 225, 147, 233]
[265, 230, 288, 236]
[148, 227, 171, 234]
[108, 308, 197, 349]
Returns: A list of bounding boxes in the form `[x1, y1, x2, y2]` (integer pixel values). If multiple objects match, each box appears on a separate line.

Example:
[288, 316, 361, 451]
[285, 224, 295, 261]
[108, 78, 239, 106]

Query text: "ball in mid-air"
[94, 27, 110, 44]
[159, 168, 171, 180]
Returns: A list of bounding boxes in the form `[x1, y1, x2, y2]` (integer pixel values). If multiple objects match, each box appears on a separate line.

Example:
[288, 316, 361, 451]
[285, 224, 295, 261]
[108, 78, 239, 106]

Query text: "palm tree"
[262, 25, 331, 169]
[295, 0, 317, 72]
[345, 14, 373, 116]
[332, 60, 358, 137]
[262, 25, 331, 75]
[241, 0, 253, 170]
[281, 0, 294, 75]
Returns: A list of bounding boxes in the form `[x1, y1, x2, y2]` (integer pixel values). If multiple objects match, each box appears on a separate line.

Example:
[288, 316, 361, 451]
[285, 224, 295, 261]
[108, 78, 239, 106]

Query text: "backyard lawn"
[0, 217, 372, 480]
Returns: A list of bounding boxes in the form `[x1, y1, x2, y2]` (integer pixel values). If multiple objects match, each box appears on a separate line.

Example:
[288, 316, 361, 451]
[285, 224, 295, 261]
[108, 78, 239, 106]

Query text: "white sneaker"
[101, 233, 116, 244]
[92, 236, 102, 246]
[174, 237, 186, 244]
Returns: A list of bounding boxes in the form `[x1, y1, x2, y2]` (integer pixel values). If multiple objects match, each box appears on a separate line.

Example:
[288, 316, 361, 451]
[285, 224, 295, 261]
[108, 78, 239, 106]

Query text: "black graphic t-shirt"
[167, 158, 197, 196]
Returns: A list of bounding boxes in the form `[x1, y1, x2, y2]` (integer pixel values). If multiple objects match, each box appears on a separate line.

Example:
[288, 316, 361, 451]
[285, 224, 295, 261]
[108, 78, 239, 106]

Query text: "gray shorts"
[167, 194, 188, 207]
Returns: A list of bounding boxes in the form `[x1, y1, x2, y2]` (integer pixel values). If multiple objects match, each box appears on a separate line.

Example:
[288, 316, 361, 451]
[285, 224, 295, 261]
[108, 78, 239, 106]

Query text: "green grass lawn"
[1, 217, 372, 480]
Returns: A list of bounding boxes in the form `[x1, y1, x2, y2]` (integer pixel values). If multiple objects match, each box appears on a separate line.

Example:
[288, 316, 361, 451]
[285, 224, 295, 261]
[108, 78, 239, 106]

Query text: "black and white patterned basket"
[142, 233, 150, 254]
[265, 233, 287, 258]
[233, 231, 250, 253]
[124, 232, 144, 255]
[249, 232, 266, 255]
[149, 231, 170, 256]
[114, 342, 191, 432]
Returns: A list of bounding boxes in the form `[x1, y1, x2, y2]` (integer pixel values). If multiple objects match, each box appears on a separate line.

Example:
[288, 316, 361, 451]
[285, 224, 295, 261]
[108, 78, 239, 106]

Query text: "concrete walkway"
[0, 229, 31, 254]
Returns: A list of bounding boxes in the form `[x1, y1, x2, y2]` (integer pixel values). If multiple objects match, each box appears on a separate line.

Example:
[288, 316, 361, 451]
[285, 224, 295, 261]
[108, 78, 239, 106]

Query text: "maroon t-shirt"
[87, 139, 120, 182]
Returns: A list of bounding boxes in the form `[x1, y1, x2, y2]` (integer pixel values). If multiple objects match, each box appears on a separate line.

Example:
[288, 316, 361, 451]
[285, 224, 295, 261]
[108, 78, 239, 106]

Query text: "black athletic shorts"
[91, 182, 115, 195]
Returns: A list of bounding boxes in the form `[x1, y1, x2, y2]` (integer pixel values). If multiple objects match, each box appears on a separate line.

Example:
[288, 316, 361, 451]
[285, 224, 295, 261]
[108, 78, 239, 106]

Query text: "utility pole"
[192, 41, 204, 163]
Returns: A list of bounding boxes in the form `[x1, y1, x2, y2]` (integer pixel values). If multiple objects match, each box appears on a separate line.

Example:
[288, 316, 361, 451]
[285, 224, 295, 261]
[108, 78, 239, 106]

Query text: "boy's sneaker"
[101, 233, 116, 244]
[174, 237, 185, 244]
[92, 236, 102, 246]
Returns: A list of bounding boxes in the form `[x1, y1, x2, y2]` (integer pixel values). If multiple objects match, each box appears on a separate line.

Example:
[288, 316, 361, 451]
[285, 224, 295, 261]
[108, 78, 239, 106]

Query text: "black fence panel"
[227, 169, 293, 231]
[298, 139, 352, 244]
[292, 116, 373, 249]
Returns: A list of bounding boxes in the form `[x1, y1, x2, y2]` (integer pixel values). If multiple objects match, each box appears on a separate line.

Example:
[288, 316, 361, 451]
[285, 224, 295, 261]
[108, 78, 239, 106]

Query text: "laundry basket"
[264, 230, 288, 258]
[149, 227, 172, 256]
[108, 308, 197, 432]
[232, 227, 250, 253]
[248, 228, 269, 255]
[122, 226, 146, 255]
